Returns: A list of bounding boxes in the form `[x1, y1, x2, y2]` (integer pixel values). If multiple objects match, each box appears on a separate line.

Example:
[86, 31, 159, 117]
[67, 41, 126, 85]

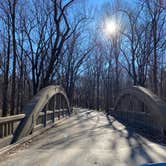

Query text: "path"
[0, 109, 166, 166]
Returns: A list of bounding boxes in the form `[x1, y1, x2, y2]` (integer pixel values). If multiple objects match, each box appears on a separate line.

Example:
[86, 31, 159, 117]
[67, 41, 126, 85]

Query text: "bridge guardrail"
[0, 114, 25, 148]
[111, 86, 166, 142]
[12, 85, 71, 143]
[0, 114, 25, 138]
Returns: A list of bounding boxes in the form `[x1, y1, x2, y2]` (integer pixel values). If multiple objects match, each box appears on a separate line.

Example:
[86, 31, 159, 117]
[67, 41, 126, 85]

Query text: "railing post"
[31, 114, 37, 134]
[53, 96, 56, 123]
[44, 104, 48, 127]
[60, 95, 62, 118]
[8, 122, 10, 136]
[62, 99, 64, 118]
[58, 95, 61, 120]
[0, 124, 4, 138]
[4, 123, 7, 137]
[11, 122, 14, 134]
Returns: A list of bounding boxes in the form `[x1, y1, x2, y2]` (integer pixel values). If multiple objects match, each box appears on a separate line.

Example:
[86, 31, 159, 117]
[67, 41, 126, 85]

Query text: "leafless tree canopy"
[0, 0, 165, 116]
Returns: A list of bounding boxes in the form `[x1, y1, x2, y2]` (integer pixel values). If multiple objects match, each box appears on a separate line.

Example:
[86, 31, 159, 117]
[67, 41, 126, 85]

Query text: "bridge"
[0, 85, 166, 165]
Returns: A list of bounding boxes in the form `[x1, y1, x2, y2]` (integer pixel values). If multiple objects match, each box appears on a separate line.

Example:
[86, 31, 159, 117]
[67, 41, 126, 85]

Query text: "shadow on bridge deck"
[34, 110, 166, 165]
[106, 114, 166, 164]
[0, 109, 165, 166]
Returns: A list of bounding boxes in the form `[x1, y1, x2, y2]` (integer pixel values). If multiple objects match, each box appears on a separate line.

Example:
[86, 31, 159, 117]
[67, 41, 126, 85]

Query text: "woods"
[0, 0, 165, 116]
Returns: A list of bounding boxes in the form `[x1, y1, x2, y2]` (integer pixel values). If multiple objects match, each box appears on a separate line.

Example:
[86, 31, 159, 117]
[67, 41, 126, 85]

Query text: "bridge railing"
[0, 85, 71, 149]
[34, 108, 69, 132]
[1, 85, 165, 150]
[0, 108, 69, 149]
[0, 114, 25, 148]
[12, 85, 71, 143]
[110, 86, 166, 142]
[0, 114, 25, 138]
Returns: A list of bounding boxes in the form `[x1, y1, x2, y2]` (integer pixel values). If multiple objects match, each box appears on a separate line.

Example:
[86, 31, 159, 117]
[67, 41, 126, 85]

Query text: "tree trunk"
[10, 0, 17, 115]
[2, 18, 10, 117]
[152, 18, 158, 94]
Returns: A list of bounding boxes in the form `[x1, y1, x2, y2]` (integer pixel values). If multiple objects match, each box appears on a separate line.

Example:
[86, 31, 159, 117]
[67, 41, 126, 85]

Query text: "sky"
[85, 0, 138, 29]
[88, 0, 136, 7]
[89, 0, 106, 6]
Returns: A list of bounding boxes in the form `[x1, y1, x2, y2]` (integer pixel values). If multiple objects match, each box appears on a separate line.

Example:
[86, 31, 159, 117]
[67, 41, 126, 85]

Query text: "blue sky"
[88, 0, 106, 6]
[88, 0, 137, 8]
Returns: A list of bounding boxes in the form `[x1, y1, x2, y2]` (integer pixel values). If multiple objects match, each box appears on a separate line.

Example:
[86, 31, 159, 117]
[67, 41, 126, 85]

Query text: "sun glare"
[103, 19, 119, 37]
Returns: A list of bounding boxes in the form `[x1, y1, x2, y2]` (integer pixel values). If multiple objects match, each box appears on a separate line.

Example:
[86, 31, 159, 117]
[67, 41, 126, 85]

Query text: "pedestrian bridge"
[0, 85, 166, 165]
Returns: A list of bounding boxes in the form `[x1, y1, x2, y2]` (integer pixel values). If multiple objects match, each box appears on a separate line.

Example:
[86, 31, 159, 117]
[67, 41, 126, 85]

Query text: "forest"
[0, 0, 165, 116]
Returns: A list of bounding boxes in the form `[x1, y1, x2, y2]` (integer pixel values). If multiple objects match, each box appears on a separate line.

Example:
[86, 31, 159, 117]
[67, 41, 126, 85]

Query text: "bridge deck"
[0, 109, 166, 166]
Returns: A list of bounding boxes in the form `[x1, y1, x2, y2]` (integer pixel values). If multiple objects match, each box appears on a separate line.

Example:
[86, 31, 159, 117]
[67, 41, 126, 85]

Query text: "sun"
[103, 19, 119, 37]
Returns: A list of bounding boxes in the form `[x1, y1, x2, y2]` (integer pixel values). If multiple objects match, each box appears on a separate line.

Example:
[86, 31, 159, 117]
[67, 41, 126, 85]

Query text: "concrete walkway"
[0, 109, 166, 166]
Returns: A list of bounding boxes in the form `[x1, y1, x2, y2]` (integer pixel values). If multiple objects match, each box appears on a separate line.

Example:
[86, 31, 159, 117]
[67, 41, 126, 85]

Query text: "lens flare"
[103, 19, 120, 37]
